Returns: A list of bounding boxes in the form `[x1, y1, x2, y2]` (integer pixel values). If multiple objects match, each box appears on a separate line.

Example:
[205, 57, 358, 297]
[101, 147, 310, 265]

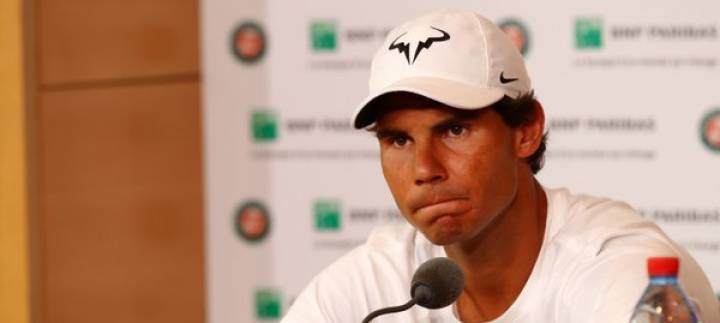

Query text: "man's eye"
[447, 124, 467, 137]
[391, 136, 408, 147]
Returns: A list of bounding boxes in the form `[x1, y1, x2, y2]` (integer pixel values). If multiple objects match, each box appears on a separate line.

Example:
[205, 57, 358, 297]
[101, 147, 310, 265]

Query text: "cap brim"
[352, 76, 505, 129]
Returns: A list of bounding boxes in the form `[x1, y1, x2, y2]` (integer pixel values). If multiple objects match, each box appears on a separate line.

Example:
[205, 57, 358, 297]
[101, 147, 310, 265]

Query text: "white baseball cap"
[352, 9, 532, 129]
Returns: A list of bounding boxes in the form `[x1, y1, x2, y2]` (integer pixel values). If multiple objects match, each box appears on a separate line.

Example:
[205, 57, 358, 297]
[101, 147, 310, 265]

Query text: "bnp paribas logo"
[311, 20, 337, 51]
[251, 110, 278, 142]
[700, 108, 720, 153]
[314, 199, 341, 231]
[255, 288, 282, 320]
[575, 17, 603, 49]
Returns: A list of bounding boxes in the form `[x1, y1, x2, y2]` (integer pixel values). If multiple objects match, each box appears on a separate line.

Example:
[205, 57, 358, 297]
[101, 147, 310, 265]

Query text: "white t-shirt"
[282, 188, 720, 322]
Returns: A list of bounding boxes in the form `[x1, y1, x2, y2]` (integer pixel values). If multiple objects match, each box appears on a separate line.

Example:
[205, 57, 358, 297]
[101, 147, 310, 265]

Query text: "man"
[282, 9, 719, 322]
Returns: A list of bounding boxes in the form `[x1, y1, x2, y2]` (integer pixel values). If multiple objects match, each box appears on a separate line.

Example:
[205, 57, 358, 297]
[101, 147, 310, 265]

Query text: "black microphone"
[361, 257, 465, 323]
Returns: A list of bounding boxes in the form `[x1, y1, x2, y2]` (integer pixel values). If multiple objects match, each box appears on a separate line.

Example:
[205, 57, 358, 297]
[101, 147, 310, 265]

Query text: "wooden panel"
[38, 81, 205, 323]
[0, 0, 30, 322]
[37, 0, 199, 85]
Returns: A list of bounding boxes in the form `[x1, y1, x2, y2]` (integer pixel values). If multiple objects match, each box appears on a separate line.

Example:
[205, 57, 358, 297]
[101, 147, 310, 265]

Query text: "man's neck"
[444, 176, 547, 322]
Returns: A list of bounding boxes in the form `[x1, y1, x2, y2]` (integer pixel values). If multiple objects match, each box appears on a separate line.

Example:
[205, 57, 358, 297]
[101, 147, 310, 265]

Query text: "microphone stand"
[361, 298, 418, 323]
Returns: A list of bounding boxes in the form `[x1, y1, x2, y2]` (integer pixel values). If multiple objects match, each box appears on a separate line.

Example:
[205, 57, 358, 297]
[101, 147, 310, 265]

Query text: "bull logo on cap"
[389, 26, 450, 65]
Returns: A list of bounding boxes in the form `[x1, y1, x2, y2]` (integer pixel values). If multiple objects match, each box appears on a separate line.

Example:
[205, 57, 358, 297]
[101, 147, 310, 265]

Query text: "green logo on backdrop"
[575, 18, 603, 49]
[251, 110, 278, 142]
[314, 200, 341, 231]
[255, 288, 282, 319]
[311, 21, 337, 51]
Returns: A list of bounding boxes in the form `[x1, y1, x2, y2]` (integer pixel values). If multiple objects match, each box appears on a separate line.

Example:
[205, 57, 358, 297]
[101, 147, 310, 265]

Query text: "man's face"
[376, 97, 523, 245]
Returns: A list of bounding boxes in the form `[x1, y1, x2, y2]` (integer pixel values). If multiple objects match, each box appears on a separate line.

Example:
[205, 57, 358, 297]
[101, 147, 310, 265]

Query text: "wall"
[203, 1, 720, 322]
[26, 0, 207, 322]
[0, 0, 30, 321]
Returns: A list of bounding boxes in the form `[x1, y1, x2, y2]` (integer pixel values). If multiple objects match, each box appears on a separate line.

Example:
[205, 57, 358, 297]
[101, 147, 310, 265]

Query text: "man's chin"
[415, 213, 468, 245]
[421, 227, 465, 246]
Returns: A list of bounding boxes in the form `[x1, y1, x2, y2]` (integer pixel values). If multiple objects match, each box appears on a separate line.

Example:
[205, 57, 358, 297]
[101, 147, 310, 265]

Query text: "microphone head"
[410, 257, 465, 309]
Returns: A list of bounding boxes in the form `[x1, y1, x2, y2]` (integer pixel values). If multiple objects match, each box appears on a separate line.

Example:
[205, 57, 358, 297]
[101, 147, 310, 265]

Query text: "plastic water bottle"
[629, 257, 701, 323]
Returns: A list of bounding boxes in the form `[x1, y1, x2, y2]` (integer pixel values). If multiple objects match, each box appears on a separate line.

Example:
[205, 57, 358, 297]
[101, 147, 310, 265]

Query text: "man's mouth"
[415, 197, 467, 212]
[413, 197, 471, 222]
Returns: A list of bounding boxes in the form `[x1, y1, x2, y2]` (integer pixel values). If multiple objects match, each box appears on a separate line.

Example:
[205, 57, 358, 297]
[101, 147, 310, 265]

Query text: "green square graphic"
[311, 21, 337, 51]
[255, 289, 282, 320]
[251, 110, 278, 142]
[575, 18, 603, 49]
[314, 200, 341, 231]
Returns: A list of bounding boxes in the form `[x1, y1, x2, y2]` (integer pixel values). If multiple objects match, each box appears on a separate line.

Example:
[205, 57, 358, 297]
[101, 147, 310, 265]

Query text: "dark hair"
[490, 91, 547, 174]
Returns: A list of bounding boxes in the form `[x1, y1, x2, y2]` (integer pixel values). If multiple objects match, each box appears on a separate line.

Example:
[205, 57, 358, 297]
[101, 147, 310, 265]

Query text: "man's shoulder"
[547, 187, 643, 226]
[540, 188, 719, 323]
[282, 221, 438, 322]
[313, 221, 429, 281]
[364, 220, 418, 250]
[544, 187, 672, 256]
[547, 188, 656, 233]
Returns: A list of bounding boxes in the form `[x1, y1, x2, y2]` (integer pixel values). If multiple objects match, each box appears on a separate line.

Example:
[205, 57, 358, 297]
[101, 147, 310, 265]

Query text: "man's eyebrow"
[375, 128, 407, 140]
[431, 113, 478, 131]
[374, 112, 479, 139]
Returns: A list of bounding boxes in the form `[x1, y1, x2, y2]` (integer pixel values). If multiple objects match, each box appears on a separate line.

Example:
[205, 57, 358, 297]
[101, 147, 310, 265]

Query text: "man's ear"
[516, 100, 545, 159]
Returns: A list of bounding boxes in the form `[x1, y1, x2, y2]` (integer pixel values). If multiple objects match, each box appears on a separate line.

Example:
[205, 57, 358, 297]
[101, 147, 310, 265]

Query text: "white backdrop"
[202, 0, 720, 321]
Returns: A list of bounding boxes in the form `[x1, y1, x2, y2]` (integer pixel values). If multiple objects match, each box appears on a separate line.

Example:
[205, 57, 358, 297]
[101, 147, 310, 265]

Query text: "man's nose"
[413, 141, 447, 186]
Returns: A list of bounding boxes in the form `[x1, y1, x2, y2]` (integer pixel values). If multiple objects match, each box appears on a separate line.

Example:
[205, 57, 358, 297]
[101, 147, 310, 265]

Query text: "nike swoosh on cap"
[500, 72, 518, 84]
